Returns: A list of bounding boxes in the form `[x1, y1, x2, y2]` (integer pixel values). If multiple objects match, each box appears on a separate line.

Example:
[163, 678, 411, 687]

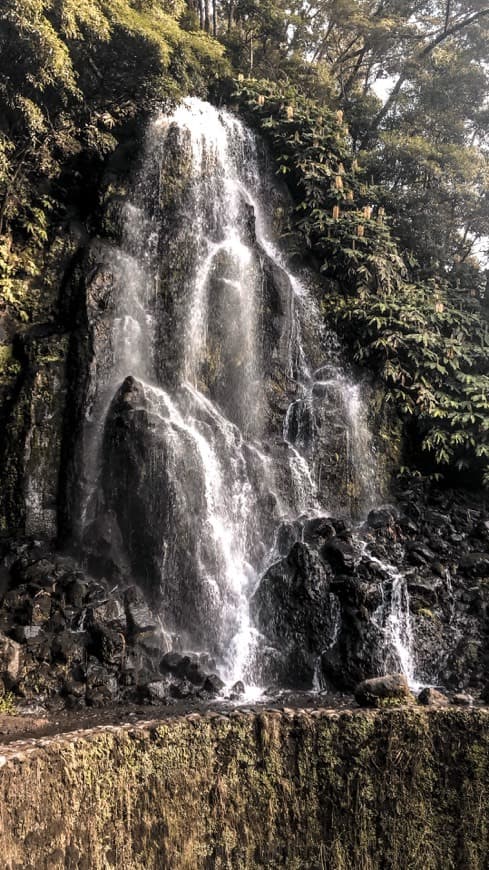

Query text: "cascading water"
[368, 552, 417, 686]
[79, 97, 412, 693]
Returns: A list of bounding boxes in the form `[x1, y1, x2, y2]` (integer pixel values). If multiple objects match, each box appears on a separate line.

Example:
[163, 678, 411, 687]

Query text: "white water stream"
[80, 98, 415, 692]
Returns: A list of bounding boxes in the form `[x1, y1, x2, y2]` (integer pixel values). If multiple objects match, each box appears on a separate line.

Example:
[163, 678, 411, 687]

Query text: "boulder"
[90, 597, 126, 631]
[366, 505, 400, 530]
[354, 674, 412, 708]
[302, 517, 336, 544]
[229, 680, 245, 700]
[52, 630, 88, 666]
[451, 693, 474, 706]
[417, 687, 449, 707]
[406, 541, 436, 566]
[85, 662, 118, 706]
[407, 575, 442, 606]
[203, 674, 225, 696]
[145, 680, 169, 702]
[91, 623, 126, 667]
[124, 586, 157, 635]
[0, 633, 23, 685]
[251, 541, 337, 687]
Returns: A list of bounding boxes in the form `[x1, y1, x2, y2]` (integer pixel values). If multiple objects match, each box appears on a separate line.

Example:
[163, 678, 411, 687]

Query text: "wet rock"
[251, 541, 337, 687]
[15, 558, 57, 586]
[160, 651, 185, 674]
[0, 633, 23, 685]
[424, 509, 451, 530]
[480, 683, 489, 703]
[82, 510, 130, 578]
[366, 505, 400, 530]
[229, 680, 245, 699]
[203, 674, 225, 696]
[302, 517, 336, 544]
[168, 678, 196, 700]
[145, 680, 169, 702]
[12, 625, 42, 643]
[102, 377, 215, 649]
[321, 538, 356, 573]
[159, 652, 207, 687]
[451, 692, 474, 706]
[85, 661, 118, 706]
[1, 588, 31, 626]
[406, 541, 436, 566]
[52, 630, 88, 666]
[431, 561, 447, 579]
[29, 591, 52, 625]
[354, 674, 412, 708]
[407, 576, 442, 606]
[124, 586, 157, 635]
[64, 576, 88, 609]
[186, 661, 208, 686]
[459, 553, 489, 576]
[275, 522, 301, 555]
[417, 687, 449, 707]
[91, 624, 125, 667]
[0, 332, 69, 539]
[63, 676, 86, 700]
[90, 597, 126, 631]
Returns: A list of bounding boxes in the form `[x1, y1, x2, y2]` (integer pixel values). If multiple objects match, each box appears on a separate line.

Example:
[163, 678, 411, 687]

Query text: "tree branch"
[364, 7, 489, 142]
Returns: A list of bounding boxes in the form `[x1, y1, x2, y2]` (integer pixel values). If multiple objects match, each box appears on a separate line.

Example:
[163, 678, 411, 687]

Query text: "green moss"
[0, 692, 16, 715]
[417, 607, 434, 619]
[0, 708, 488, 868]
[0, 345, 21, 384]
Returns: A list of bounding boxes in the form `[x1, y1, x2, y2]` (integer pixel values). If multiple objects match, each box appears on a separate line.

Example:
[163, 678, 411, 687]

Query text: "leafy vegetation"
[211, 2, 489, 285]
[233, 78, 489, 484]
[0, 691, 16, 715]
[0, 0, 226, 313]
[2, 0, 488, 484]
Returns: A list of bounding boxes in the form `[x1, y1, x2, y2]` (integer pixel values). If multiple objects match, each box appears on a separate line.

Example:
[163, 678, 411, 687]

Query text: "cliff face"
[0, 103, 487, 708]
[0, 708, 488, 869]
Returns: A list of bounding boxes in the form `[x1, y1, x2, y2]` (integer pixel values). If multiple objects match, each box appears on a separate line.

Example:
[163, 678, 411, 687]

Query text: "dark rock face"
[0, 542, 223, 710]
[0, 333, 70, 539]
[99, 375, 237, 652]
[249, 483, 489, 697]
[251, 542, 337, 688]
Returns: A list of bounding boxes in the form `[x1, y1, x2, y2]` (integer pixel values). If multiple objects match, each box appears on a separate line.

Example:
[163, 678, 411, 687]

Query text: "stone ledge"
[0, 707, 488, 869]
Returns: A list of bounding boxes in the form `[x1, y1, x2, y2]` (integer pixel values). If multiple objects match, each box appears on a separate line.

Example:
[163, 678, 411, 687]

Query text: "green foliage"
[0, 0, 227, 312]
[233, 77, 489, 485]
[217, 1, 489, 291]
[0, 692, 16, 715]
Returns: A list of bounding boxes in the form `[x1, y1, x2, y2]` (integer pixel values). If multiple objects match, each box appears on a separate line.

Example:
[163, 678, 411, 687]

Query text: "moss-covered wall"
[0, 707, 488, 869]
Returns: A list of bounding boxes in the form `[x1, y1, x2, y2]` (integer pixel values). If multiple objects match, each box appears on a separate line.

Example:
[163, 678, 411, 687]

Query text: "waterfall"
[79, 97, 406, 693]
[368, 551, 417, 687]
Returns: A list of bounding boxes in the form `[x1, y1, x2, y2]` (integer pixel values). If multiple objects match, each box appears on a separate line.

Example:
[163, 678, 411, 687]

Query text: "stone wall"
[0, 707, 488, 869]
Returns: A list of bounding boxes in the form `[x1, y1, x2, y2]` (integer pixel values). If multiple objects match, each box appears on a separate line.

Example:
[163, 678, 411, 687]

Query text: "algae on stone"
[0, 708, 488, 869]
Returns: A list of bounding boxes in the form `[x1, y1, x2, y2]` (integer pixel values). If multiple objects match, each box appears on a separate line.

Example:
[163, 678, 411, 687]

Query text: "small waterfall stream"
[79, 98, 416, 692]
